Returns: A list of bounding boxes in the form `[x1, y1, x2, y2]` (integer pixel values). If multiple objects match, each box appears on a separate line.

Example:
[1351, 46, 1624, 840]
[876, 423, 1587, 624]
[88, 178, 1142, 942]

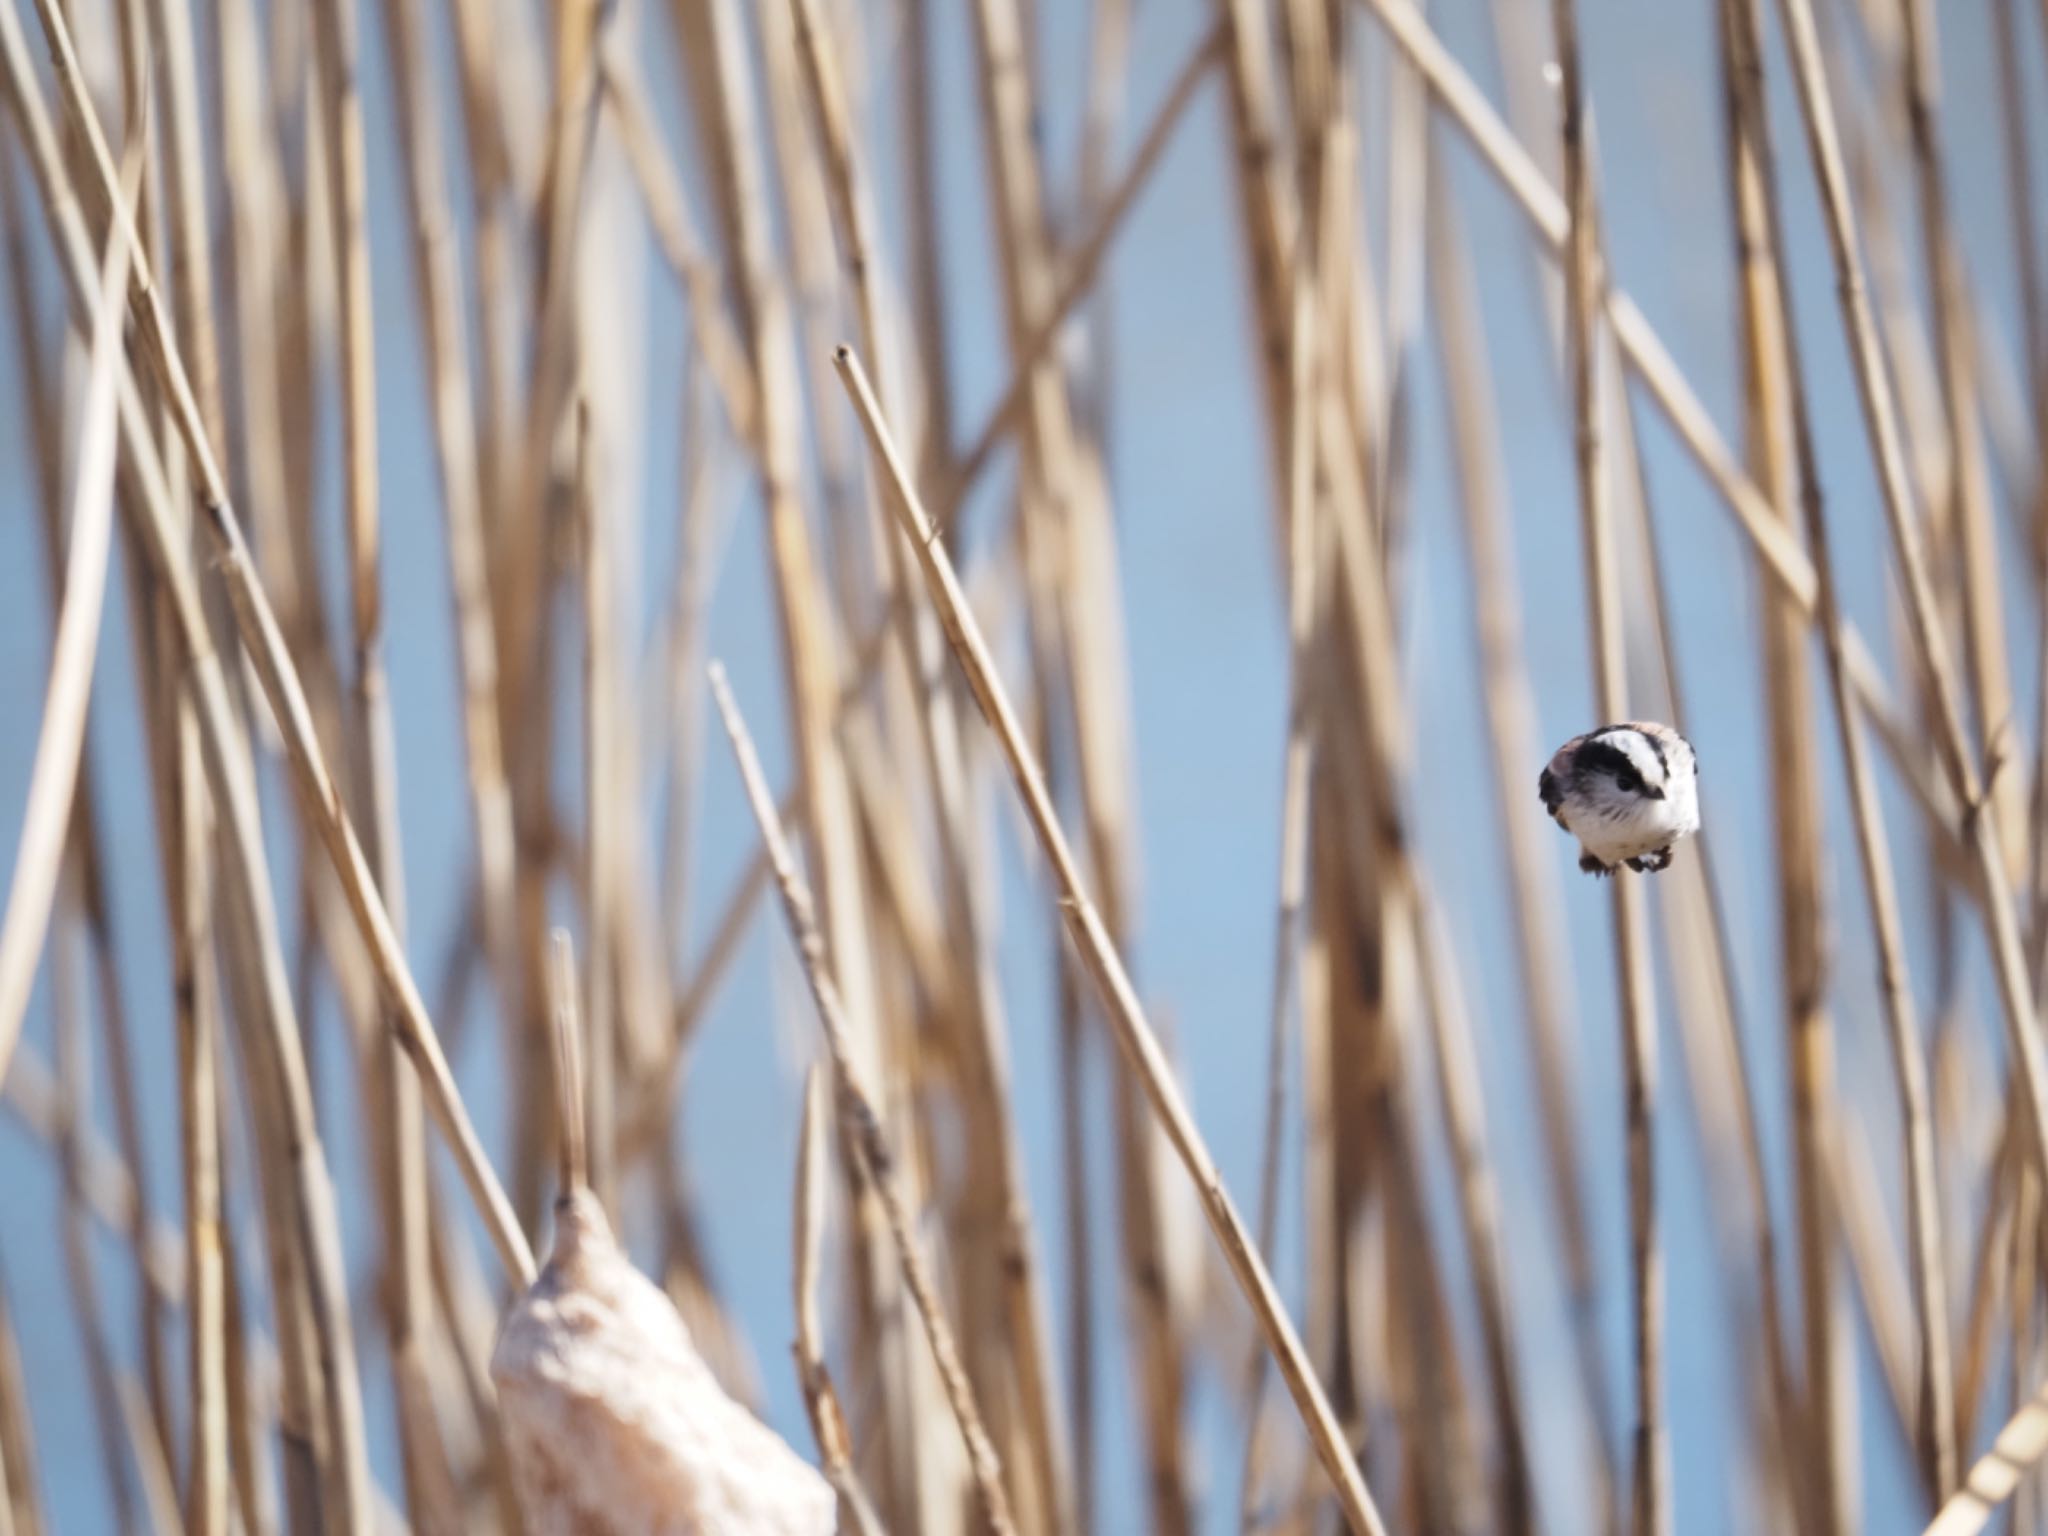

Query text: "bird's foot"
[1578, 851, 1613, 877]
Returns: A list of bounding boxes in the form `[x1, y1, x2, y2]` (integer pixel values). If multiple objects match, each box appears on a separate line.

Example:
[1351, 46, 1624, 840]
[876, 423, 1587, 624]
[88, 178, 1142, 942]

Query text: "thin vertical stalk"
[1428, 140, 1617, 1525]
[378, 0, 518, 991]
[1715, 0, 1847, 1522]
[1242, 225, 1328, 1534]
[1898, 0, 2026, 887]
[56, 925, 140, 1536]
[1543, 2, 1667, 1531]
[574, 404, 619, 1212]
[0, 1274, 38, 1536]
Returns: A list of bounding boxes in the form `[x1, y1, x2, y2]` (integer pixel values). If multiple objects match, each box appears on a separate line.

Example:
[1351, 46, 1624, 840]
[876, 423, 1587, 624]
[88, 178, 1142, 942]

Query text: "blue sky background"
[0, 0, 2038, 1529]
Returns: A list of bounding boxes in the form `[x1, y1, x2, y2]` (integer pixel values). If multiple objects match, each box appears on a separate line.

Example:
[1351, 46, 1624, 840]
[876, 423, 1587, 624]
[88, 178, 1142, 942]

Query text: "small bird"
[1539, 721, 1700, 876]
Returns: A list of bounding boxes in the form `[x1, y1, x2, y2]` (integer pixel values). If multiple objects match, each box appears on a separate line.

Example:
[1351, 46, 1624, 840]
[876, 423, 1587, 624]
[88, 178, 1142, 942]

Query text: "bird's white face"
[1558, 726, 1700, 866]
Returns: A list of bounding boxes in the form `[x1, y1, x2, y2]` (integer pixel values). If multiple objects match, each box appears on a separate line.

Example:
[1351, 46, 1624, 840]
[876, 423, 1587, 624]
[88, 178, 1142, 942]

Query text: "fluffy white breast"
[1560, 728, 1700, 864]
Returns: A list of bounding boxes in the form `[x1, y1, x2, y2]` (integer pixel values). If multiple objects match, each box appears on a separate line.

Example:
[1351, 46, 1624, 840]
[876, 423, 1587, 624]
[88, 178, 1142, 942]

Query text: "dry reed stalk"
[3, 1046, 185, 1303]
[1374, 4, 1428, 578]
[7, 102, 181, 1497]
[793, 1066, 887, 1536]
[1766, 0, 2048, 1190]
[1924, 1373, 2048, 1534]
[1542, 0, 1668, 1531]
[0, 1278, 39, 1536]
[1211, 0, 1295, 506]
[709, 662, 1019, 1536]
[2011, 1167, 2044, 1536]
[2003, 0, 2048, 984]
[212, 0, 302, 696]
[651, 370, 722, 984]
[1954, 1100, 2020, 1457]
[136, 54, 240, 1496]
[1300, 21, 1497, 1505]
[596, 57, 758, 451]
[53, 924, 140, 1534]
[756, 0, 871, 625]
[1713, 1, 1845, 1523]
[1071, 0, 1131, 446]
[443, 0, 524, 537]
[309, 0, 458, 1521]
[1829, 1107, 1919, 1458]
[899, 0, 953, 490]
[0, 136, 131, 1083]
[792, 1066, 851, 1475]
[218, 1214, 279, 1536]
[1428, 145, 1617, 1522]
[571, 404, 621, 1214]
[171, 697, 229, 1536]
[378, 0, 518, 994]
[1411, 883, 1536, 1531]
[835, 344, 1391, 1536]
[117, 1371, 183, 1536]
[1897, 0, 2027, 887]
[1242, 231, 1329, 1532]
[1628, 478, 1815, 1536]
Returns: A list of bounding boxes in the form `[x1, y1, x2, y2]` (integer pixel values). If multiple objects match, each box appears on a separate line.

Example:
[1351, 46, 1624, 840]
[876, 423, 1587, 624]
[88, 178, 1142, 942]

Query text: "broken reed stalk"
[573, 402, 620, 1214]
[832, 343, 1390, 1536]
[1542, 0, 1668, 1531]
[791, 1067, 848, 1476]
[792, 1066, 885, 1536]
[18, 0, 534, 1289]
[706, 661, 1018, 1536]
[548, 931, 587, 1200]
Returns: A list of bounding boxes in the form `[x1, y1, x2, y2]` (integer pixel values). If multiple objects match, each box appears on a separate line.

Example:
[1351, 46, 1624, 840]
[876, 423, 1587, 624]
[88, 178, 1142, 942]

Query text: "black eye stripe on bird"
[1539, 721, 1700, 878]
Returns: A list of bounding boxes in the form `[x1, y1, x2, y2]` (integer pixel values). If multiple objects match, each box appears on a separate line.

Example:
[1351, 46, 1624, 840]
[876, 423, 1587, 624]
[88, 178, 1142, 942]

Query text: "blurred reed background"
[0, 0, 2045, 1529]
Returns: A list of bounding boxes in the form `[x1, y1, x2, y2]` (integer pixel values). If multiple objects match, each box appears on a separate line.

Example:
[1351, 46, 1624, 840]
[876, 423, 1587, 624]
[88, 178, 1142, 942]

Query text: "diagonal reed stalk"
[708, 662, 1018, 1536]
[834, 342, 1391, 1536]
